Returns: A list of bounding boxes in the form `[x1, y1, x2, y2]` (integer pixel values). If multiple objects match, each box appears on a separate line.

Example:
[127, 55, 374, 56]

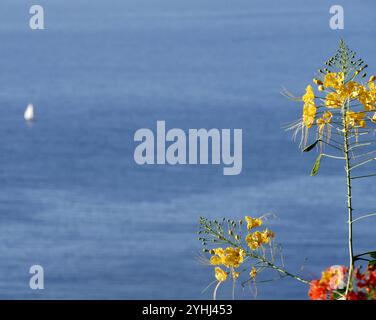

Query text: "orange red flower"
[309, 265, 376, 300]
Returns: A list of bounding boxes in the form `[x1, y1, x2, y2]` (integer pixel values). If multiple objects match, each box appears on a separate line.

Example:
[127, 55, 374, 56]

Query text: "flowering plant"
[287, 39, 376, 298]
[198, 216, 309, 299]
[198, 40, 376, 300]
[309, 264, 376, 300]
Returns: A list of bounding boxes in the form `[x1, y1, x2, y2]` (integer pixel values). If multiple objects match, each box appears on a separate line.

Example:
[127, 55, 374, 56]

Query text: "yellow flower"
[360, 93, 375, 111]
[325, 92, 343, 108]
[215, 267, 227, 282]
[261, 229, 275, 244]
[369, 75, 376, 83]
[245, 216, 263, 231]
[301, 85, 318, 129]
[337, 72, 345, 83]
[344, 81, 362, 99]
[302, 101, 317, 128]
[232, 271, 240, 280]
[250, 267, 257, 279]
[357, 83, 376, 111]
[304, 103, 317, 116]
[316, 111, 332, 130]
[346, 111, 366, 128]
[246, 231, 263, 250]
[246, 228, 275, 250]
[323, 72, 345, 90]
[222, 247, 245, 268]
[213, 248, 224, 256]
[210, 255, 222, 266]
[302, 85, 315, 103]
[246, 241, 259, 250]
[210, 247, 245, 268]
[316, 118, 325, 127]
[323, 110, 332, 122]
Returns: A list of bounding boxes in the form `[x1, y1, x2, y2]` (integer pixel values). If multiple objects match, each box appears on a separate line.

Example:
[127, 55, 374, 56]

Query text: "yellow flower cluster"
[246, 229, 275, 250]
[302, 85, 317, 128]
[215, 267, 227, 282]
[244, 216, 274, 250]
[317, 111, 332, 131]
[346, 111, 366, 128]
[249, 267, 257, 279]
[322, 74, 371, 110]
[245, 216, 262, 230]
[210, 247, 245, 283]
[208, 216, 275, 285]
[323, 72, 345, 90]
[210, 247, 245, 268]
[301, 72, 376, 132]
[359, 80, 376, 111]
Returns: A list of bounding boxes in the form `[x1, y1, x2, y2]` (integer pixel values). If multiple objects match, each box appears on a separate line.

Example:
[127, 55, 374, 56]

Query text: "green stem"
[250, 253, 310, 285]
[343, 105, 354, 297]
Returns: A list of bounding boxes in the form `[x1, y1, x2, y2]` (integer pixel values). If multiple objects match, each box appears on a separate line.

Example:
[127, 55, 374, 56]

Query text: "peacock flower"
[210, 247, 245, 268]
[309, 280, 327, 300]
[210, 255, 222, 266]
[316, 111, 332, 140]
[327, 265, 347, 290]
[213, 248, 224, 256]
[245, 216, 263, 231]
[325, 92, 343, 108]
[232, 271, 240, 280]
[346, 111, 366, 128]
[317, 111, 332, 127]
[222, 247, 245, 268]
[302, 102, 317, 128]
[309, 265, 348, 300]
[302, 85, 315, 103]
[307, 265, 376, 300]
[358, 85, 376, 111]
[245, 227, 275, 250]
[215, 267, 227, 282]
[246, 231, 263, 250]
[323, 72, 345, 90]
[261, 229, 275, 244]
[369, 81, 376, 93]
[343, 81, 362, 100]
[249, 267, 257, 279]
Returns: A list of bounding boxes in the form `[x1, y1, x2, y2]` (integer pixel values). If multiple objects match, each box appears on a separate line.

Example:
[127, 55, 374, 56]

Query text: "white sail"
[24, 103, 34, 121]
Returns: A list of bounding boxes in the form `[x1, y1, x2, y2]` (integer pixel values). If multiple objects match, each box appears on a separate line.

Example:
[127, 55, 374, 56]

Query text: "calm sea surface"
[0, 0, 375, 299]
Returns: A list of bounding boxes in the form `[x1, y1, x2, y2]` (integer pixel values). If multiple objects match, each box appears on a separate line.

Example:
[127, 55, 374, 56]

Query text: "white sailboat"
[24, 103, 34, 121]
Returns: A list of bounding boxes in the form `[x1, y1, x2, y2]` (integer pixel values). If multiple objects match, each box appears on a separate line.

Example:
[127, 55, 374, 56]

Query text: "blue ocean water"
[0, 0, 375, 299]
